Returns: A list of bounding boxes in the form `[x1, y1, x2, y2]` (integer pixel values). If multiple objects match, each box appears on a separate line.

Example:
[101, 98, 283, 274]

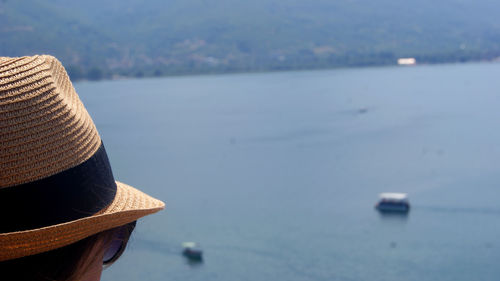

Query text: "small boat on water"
[375, 193, 410, 213]
[182, 242, 203, 261]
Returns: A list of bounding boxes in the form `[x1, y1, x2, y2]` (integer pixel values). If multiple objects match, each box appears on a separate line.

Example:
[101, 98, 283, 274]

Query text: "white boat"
[375, 193, 410, 212]
[182, 242, 203, 261]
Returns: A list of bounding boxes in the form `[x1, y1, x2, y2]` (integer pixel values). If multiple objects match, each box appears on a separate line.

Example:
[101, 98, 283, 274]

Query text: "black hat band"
[0, 143, 117, 233]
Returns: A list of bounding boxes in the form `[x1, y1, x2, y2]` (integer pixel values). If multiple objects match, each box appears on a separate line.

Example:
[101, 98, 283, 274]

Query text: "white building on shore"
[397, 58, 417, 65]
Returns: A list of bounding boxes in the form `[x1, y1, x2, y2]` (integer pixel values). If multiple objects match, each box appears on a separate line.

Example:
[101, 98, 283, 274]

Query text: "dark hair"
[0, 223, 135, 281]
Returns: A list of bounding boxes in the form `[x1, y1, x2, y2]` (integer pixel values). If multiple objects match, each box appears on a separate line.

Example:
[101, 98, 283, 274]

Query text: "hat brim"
[0, 181, 165, 262]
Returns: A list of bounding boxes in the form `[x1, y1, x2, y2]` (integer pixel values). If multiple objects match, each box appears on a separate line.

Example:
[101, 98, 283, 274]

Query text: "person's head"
[0, 55, 165, 280]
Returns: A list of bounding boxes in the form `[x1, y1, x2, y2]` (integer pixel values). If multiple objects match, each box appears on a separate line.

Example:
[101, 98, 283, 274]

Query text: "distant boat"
[375, 193, 410, 213]
[182, 242, 203, 261]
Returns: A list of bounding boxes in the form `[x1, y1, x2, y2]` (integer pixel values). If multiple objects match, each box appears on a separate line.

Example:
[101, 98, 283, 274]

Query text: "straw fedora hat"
[0, 55, 165, 262]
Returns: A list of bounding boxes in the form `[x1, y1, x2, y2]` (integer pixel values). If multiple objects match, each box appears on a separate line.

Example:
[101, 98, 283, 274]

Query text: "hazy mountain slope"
[2, 0, 500, 78]
[0, 0, 118, 68]
[45, 0, 500, 52]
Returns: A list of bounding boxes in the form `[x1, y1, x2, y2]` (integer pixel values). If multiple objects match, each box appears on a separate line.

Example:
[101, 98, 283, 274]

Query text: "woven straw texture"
[0, 55, 101, 188]
[0, 55, 165, 261]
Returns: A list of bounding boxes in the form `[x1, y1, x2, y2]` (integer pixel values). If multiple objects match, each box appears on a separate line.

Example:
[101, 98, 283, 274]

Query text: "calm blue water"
[76, 63, 500, 281]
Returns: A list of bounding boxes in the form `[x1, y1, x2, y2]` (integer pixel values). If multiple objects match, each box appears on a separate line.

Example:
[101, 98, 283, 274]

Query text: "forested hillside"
[2, 0, 500, 80]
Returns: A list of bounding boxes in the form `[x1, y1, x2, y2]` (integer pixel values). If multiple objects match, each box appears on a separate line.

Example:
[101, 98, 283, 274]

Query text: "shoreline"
[72, 58, 500, 83]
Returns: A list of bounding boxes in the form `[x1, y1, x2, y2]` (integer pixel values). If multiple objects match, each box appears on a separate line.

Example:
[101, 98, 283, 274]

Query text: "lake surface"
[75, 63, 500, 281]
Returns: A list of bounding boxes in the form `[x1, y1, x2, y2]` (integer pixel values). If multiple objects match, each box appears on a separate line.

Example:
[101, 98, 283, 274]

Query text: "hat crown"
[0, 55, 101, 188]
